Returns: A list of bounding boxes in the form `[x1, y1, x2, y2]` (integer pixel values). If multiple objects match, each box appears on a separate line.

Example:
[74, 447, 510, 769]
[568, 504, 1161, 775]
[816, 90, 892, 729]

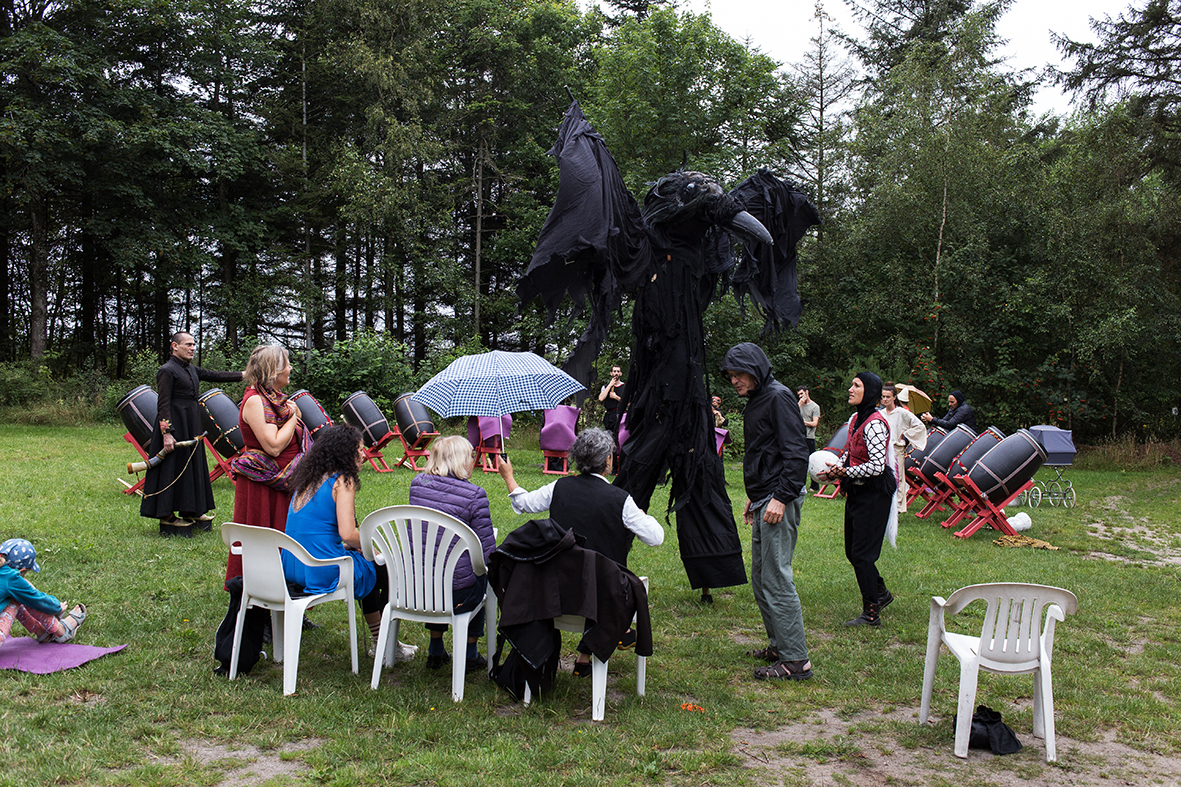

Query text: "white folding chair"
[360, 505, 495, 702]
[524, 576, 649, 722]
[221, 523, 359, 696]
[920, 582, 1078, 761]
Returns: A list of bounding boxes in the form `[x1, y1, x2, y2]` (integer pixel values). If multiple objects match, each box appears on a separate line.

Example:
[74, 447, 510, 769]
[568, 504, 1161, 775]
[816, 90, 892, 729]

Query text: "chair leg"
[591, 655, 608, 722]
[229, 602, 249, 681]
[451, 613, 471, 702]
[953, 661, 980, 759]
[919, 625, 941, 723]
[371, 612, 392, 689]
[346, 597, 358, 675]
[271, 610, 285, 664]
[282, 604, 306, 696]
[636, 654, 646, 697]
[1037, 664, 1059, 762]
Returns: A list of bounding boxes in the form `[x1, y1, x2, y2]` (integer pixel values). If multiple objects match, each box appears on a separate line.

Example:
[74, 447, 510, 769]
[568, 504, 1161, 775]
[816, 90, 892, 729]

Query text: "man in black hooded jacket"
[722, 342, 813, 680]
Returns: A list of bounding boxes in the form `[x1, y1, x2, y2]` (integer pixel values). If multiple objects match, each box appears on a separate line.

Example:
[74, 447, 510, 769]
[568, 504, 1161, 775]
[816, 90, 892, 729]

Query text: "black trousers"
[843, 484, 892, 605]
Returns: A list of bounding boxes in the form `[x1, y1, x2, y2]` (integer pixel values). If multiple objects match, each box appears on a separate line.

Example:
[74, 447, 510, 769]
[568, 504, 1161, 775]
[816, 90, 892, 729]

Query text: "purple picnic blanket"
[0, 637, 126, 674]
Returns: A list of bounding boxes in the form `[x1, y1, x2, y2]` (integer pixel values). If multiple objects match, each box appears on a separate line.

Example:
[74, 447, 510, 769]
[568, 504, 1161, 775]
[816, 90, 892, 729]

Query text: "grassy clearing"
[1, 423, 1179, 786]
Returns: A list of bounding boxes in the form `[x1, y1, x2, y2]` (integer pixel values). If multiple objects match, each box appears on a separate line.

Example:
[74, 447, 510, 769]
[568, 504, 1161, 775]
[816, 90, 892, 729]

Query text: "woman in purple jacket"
[408, 435, 497, 672]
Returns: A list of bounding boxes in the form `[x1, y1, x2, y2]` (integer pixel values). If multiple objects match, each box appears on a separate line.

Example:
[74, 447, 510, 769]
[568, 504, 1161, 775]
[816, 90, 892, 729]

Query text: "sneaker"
[425, 651, 451, 670]
[616, 628, 637, 651]
[572, 660, 592, 678]
[465, 653, 488, 674]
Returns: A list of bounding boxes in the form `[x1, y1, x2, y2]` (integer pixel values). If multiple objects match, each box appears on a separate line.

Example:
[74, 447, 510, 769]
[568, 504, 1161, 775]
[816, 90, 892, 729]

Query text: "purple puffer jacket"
[408, 473, 497, 590]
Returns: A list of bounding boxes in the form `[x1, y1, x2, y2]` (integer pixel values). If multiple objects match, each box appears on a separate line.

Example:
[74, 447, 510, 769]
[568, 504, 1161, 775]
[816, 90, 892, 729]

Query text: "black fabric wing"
[727, 169, 822, 331]
[517, 101, 652, 392]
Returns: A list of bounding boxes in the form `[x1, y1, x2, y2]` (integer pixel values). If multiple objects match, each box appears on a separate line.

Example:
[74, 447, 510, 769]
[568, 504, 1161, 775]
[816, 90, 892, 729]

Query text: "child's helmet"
[0, 538, 40, 572]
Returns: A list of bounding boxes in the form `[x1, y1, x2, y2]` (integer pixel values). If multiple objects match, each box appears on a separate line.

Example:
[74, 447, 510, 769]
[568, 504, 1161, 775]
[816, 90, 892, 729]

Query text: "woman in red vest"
[817, 372, 897, 627]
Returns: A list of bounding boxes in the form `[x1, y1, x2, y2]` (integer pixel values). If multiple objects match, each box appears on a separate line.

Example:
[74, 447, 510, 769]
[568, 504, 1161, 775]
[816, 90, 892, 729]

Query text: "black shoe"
[616, 629, 637, 650]
[159, 518, 193, 538]
[301, 615, 319, 631]
[465, 653, 488, 674]
[845, 602, 881, 627]
[700, 592, 714, 604]
[572, 660, 592, 678]
[425, 651, 451, 670]
[191, 514, 213, 532]
[878, 590, 895, 610]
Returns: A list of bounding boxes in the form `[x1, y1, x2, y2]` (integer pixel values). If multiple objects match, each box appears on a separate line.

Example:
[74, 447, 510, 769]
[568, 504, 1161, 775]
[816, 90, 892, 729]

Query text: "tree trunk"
[28, 189, 48, 360]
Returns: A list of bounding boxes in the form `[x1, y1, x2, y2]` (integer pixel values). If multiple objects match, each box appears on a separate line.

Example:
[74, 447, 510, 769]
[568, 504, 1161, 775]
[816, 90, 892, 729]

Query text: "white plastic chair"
[920, 582, 1078, 761]
[360, 505, 496, 702]
[221, 523, 359, 696]
[523, 576, 649, 722]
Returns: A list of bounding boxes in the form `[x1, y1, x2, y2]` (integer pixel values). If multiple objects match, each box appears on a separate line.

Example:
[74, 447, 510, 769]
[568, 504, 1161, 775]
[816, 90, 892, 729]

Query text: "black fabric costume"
[140, 355, 242, 519]
[488, 518, 652, 669]
[518, 101, 820, 590]
[930, 401, 977, 431]
[549, 474, 633, 567]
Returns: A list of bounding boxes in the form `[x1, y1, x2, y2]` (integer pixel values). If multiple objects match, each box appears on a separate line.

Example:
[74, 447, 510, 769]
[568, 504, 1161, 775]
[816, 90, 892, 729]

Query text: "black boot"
[877, 578, 894, 610]
[844, 601, 881, 627]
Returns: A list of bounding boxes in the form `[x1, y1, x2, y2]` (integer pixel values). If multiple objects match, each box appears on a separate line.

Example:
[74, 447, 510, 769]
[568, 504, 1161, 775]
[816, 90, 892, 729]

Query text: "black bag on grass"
[490, 630, 560, 702]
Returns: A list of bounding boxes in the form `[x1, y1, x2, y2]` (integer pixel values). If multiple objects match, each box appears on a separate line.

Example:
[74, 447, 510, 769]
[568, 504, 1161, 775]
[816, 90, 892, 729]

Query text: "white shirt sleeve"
[507, 480, 557, 514]
[622, 495, 664, 547]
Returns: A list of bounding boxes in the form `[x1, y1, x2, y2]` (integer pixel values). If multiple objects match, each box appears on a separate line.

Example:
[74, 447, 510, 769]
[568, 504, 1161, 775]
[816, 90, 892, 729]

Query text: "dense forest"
[2, 0, 1179, 441]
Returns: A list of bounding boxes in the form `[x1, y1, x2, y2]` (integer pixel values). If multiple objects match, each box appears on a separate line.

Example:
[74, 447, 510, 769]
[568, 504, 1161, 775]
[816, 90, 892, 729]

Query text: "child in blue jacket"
[0, 538, 87, 646]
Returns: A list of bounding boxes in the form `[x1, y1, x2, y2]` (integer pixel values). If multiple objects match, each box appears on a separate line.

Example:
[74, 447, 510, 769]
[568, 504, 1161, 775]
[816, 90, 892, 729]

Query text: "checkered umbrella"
[412, 350, 585, 419]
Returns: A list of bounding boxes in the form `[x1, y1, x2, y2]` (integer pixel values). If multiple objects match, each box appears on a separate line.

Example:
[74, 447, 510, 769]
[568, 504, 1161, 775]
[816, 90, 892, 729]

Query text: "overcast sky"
[673, 0, 1130, 116]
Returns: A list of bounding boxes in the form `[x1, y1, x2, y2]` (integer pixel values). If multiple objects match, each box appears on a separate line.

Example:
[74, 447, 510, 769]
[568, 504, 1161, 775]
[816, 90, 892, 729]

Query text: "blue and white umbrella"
[412, 350, 585, 419]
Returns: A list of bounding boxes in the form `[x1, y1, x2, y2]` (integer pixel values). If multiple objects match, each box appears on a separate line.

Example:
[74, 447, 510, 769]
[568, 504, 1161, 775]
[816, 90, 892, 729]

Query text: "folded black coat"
[488, 518, 652, 669]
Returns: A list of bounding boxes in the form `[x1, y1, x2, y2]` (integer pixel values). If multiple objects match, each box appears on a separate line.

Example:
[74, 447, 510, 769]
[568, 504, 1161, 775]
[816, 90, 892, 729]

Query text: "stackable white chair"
[221, 523, 359, 696]
[920, 582, 1078, 761]
[360, 505, 495, 702]
[524, 576, 649, 722]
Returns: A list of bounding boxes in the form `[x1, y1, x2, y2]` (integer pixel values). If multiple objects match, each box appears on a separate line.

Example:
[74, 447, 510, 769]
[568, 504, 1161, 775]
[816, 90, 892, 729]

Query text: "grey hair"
[570, 428, 615, 475]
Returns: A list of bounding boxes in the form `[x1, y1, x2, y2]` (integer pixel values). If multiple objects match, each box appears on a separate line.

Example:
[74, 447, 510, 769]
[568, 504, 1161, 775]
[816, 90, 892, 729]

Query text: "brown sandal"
[754, 659, 813, 681]
[748, 646, 780, 662]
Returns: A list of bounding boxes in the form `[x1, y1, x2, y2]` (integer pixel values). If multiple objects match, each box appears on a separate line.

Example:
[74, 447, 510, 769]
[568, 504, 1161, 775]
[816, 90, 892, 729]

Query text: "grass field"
[1, 422, 1179, 786]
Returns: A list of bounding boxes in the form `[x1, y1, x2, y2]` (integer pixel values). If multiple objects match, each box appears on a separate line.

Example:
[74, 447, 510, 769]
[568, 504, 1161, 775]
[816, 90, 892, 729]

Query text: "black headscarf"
[852, 371, 883, 431]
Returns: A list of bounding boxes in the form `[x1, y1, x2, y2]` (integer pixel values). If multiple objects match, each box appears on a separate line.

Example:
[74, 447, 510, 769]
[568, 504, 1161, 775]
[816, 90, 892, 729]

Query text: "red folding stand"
[392, 426, 439, 472]
[362, 429, 399, 473]
[915, 471, 959, 519]
[542, 451, 570, 475]
[909, 467, 948, 518]
[205, 437, 236, 482]
[121, 433, 151, 495]
[905, 467, 930, 510]
[478, 445, 502, 473]
[949, 475, 1030, 539]
[813, 483, 840, 499]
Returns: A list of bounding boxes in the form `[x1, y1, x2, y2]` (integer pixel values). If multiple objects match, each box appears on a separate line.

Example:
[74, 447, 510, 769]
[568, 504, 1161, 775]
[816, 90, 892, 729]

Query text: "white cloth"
[507, 473, 665, 547]
[884, 405, 928, 514]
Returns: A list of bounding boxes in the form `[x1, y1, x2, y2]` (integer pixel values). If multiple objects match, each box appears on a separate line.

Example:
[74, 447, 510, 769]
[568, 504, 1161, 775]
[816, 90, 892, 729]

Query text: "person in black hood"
[922, 390, 977, 431]
[722, 342, 812, 681]
[817, 372, 897, 627]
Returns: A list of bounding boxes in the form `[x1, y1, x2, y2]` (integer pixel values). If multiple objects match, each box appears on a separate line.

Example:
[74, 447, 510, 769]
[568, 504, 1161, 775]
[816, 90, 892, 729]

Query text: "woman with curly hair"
[281, 425, 393, 657]
[407, 435, 497, 672]
[227, 344, 308, 582]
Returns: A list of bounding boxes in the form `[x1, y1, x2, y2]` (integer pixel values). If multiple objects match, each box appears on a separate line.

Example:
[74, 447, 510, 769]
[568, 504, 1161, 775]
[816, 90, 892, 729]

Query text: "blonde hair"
[423, 435, 474, 480]
[243, 345, 289, 388]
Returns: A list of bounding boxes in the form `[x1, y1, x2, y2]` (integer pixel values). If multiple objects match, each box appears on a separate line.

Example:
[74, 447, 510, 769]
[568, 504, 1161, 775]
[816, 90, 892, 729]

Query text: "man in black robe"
[140, 332, 242, 537]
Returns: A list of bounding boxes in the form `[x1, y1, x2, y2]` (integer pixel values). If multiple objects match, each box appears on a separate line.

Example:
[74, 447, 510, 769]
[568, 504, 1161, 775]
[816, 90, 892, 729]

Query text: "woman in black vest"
[497, 428, 663, 675]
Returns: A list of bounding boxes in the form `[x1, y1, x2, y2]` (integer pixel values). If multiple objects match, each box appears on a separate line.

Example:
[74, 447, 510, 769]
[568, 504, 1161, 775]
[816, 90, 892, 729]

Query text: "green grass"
[1, 422, 1180, 785]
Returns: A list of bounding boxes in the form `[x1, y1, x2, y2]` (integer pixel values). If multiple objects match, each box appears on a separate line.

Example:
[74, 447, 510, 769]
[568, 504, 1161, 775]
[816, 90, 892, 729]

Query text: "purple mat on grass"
[0, 638, 127, 674]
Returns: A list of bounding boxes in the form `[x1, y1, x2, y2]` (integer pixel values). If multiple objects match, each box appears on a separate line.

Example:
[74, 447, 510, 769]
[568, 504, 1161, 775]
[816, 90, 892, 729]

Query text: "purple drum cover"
[118, 385, 158, 449]
[198, 388, 244, 458]
[342, 391, 392, 447]
[947, 426, 1005, 479]
[394, 393, 436, 445]
[290, 390, 333, 441]
[967, 429, 1048, 505]
[919, 424, 977, 480]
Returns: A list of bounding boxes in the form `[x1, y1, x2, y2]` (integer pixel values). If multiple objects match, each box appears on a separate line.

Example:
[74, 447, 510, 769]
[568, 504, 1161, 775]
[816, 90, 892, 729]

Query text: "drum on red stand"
[198, 388, 244, 459]
[947, 426, 1005, 480]
[342, 391, 393, 448]
[290, 389, 334, 441]
[967, 429, 1047, 505]
[919, 424, 977, 482]
[394, 393, 436, 446]
[118, 385, 158, 449]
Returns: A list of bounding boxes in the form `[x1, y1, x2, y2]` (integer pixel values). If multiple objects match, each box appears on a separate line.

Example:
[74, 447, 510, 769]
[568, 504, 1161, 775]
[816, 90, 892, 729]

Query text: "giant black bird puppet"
[518, 100, 821, 591]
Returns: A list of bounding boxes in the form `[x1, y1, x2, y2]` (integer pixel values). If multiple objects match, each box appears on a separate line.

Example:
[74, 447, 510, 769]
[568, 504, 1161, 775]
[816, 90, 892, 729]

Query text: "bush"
[296, 331, 417, 417]
[0, 361, 51, 407]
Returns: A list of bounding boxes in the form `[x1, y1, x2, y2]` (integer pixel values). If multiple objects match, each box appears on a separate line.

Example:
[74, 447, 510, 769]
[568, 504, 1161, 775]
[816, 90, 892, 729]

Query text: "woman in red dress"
[226, 345, 308, 583]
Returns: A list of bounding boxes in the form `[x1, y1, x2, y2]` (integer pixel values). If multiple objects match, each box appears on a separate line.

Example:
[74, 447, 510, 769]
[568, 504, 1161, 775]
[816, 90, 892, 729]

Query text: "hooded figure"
[722, 343, 813, 681]
[926, 390, 977, 431]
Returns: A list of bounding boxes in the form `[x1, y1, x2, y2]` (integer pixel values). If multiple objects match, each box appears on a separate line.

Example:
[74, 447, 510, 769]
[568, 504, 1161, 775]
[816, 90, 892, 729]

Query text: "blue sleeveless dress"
[281, 475, 377, 598]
